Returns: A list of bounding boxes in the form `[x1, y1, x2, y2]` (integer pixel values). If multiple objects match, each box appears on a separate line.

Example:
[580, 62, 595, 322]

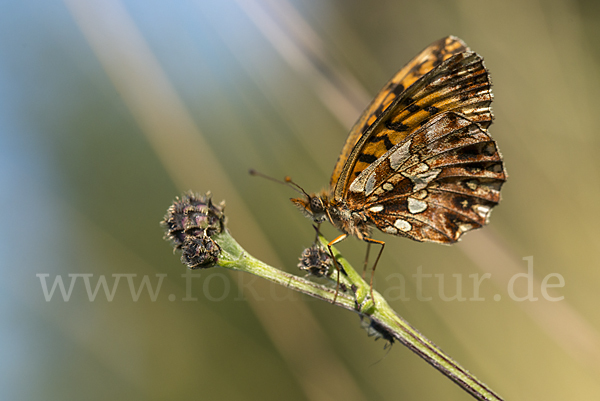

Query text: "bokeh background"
[2, 0, 600, 400]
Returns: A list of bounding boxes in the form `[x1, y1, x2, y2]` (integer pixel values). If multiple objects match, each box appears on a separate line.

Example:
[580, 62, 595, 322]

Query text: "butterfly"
[289, 36, 506, 289]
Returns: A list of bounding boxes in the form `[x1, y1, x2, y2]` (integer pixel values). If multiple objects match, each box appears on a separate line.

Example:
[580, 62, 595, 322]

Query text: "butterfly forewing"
[329, 36, 469, 192]
[333, 50, 494, 201]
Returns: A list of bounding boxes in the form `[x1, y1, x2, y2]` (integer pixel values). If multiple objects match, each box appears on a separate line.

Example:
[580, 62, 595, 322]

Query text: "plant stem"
[213, 229, 503, 401]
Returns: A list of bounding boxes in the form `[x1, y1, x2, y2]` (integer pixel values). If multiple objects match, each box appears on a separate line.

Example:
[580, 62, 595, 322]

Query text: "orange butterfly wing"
[329, 36, 469, 198]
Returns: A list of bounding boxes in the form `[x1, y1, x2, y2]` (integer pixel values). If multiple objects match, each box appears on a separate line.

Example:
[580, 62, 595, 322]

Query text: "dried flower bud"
[180, 234, 221, 269]
[298, 244, 333, 277]
[162, 192, 225, 268]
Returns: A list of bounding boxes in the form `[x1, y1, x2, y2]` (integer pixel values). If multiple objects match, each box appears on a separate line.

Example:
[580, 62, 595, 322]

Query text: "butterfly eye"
[309, 196, 324, 214]
[306, 196, 328, 223]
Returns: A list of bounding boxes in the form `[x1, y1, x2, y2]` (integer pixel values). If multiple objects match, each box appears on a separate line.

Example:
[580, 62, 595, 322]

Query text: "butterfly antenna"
[249, 169, 309, 198]
[283, 176, 311, 198]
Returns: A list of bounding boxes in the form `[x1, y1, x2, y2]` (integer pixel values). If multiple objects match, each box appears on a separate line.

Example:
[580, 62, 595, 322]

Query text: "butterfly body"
[292, 36, 506, 246]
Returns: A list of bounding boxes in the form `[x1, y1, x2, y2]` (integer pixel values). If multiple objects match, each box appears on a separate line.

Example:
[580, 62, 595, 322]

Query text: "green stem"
[212, 229, 503, 401]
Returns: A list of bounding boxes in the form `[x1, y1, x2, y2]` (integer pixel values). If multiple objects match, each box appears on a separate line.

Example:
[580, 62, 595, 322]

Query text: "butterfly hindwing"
[349, 112, 505, 243]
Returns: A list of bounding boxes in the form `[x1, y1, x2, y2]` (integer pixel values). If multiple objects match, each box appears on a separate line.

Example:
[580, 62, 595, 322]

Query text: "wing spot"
[390, 140, 412, 170]
[407, 104, 420, 113]
[408, 197, 428, 214]
[368, 134, 394, 150]
[394, 219, 412, 232]
[368, 205, 384, 213]
[474, 204, 491, 219]
[365, 174, 376, 195]
[402, 168, 441, 192]
[412, 163, 430, 174]
[466, 180, 478, 191]
[385, 120, 410, 132]
[384, 226, 398, 234]
[358, 153, 377, 164]
[383, 183, 394, 191]
[458, 222, 474, 234]
[373, 187, 386, 196]
[467, 165, 482, 174]
[424, 105, 439, 114]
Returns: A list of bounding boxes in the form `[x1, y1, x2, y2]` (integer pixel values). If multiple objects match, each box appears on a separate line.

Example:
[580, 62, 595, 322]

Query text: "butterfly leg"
[363, 237, 385, 303]
[362, 242, 372, 280]
[311, 223, 322, 243]
[327, 234, 347, 303]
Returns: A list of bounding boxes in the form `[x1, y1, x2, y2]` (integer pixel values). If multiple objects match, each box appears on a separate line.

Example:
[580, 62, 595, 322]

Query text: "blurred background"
[2, 0, 600, 399]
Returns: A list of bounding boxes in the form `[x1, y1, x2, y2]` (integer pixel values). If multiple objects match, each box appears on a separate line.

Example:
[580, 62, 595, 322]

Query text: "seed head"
[162, 191, 225, 268]
[298, 244, 333, 277]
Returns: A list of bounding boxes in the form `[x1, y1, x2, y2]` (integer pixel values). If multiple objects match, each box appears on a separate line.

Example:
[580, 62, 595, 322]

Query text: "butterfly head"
[290, 192, 328, 223]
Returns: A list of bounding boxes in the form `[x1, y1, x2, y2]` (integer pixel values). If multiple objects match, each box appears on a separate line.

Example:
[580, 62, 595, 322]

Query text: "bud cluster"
[297, 243, 333, 277]
[162, 192, 225, 269]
